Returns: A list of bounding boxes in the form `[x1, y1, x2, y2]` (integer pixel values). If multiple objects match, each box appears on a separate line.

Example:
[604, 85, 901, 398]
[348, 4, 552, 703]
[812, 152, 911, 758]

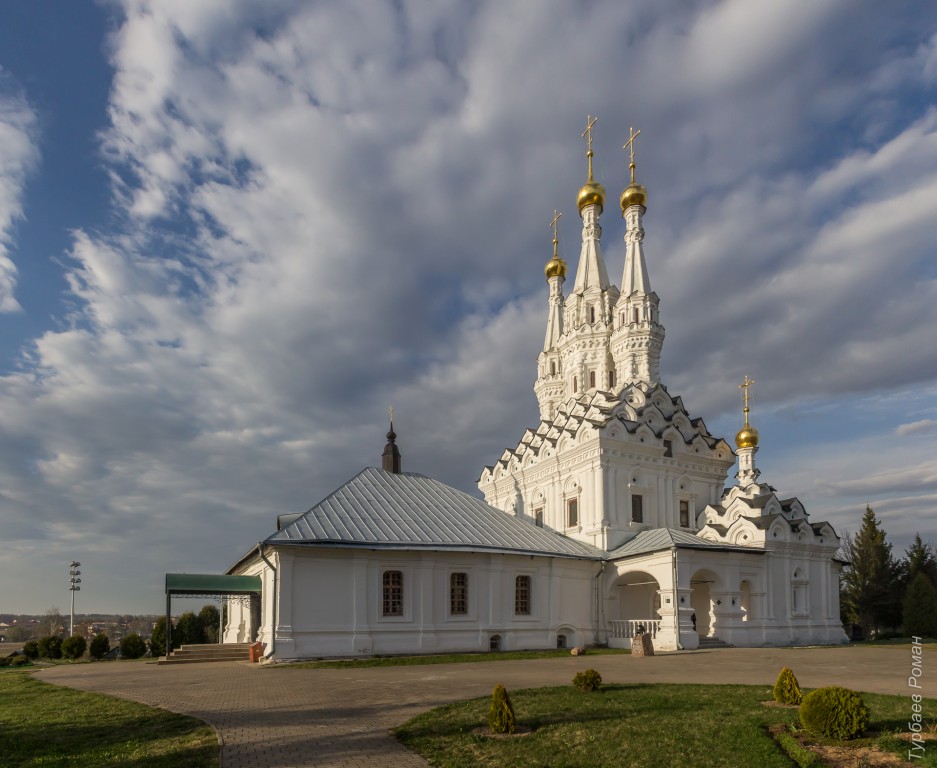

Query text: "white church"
[224, 122, 848, 658]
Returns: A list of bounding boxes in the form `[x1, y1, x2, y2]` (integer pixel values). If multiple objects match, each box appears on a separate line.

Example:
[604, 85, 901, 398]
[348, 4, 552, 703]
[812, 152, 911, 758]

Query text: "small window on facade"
[620, 312, 625, 326]
[633, 307, 640, 324]
[557, 633, 567, 649]
[680, 500, 690, 528]
[550, 361, 556, 375]
[589, 305, 595, 324]
[608, 370, 615, 388]
[589, 370, 596, 388]
[450, 572, 468, 615]
[631, 494, 643, 523]
[489, 634, 501, 651]
[573, 376, 578, 393]
[567, 498, 578, 528]
[534, 507, 544, 528]
[515, 575, 531, 615]
[663, 439, 673, 458]
[382, 570, 403, 616]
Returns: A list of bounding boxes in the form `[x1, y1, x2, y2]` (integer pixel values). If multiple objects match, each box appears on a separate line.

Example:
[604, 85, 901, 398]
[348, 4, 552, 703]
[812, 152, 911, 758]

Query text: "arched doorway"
[690, 569, 720, 638]
[608, 571, 662, 647]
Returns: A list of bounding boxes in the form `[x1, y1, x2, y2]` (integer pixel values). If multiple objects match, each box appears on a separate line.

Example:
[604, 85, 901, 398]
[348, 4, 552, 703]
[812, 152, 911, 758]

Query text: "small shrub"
[120, 633, 147, 659]
[773, 666, 803, 705]
[573, 668, 603, 692]
[37, 635, 63, 660]
[89, 633, 110, 660]
[487, 683, 517, 734]
[800, 686, 869, 740]
[11, 655, 31, 667]
[22, 641, 39, 660]
[61, 635, 87, 660]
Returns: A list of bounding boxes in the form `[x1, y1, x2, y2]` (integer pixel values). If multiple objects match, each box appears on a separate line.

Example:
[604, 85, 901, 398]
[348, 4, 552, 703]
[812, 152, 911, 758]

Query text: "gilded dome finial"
[577, 114, 606, 214]
[735, 375, 760, 448]
[544, 209, 567, 279]
[620, 125, 648, 212]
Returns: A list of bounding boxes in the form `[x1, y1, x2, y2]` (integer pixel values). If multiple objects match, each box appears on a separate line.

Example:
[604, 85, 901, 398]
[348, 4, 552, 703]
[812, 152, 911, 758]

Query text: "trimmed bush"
[11, 655, 31, 667]
[773, 666, 803, 705]
[573, 668, 603, 692]
[89, 633, 110, 660]
[61, 635, 87, 660]
[487, 683, 517, 734]
[37, 635, 63, 660]
[800, 686, 869, 740]
[22, 641, 39, 660]
[120, 633, 147, 659]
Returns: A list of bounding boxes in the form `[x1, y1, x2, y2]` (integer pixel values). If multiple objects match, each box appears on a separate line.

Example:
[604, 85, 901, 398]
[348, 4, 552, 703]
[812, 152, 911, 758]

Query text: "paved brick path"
[38, 646, 929, 768]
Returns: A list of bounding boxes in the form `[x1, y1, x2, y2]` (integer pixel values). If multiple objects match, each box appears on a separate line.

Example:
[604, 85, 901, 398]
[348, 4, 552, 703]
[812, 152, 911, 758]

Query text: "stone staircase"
[157, 643, 252, 665]
[697, 636, 734, 649]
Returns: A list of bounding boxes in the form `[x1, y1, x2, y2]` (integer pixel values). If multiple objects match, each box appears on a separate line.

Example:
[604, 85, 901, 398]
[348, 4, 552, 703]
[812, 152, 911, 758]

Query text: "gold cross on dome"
[739, 376, 755, 423]
[549, 209, 562, 241]
[581, 114, 598, 153]
[623, 126, 641, 183]
[623, 126, 641, 164]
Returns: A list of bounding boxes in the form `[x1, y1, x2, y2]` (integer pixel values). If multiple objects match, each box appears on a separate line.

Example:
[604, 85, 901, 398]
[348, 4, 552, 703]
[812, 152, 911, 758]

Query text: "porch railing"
[608, 619, 661, 640]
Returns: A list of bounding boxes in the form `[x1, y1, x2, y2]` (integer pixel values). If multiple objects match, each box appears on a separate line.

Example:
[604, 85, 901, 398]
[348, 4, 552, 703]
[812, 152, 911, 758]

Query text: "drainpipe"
[672, 546, 683, 651]
[257, 542, 277, 659]
[593, 561, 606, 645]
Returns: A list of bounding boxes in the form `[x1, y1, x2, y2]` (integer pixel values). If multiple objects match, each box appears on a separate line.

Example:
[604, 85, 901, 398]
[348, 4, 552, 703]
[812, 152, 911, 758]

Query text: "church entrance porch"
[606, 570, 663, 649]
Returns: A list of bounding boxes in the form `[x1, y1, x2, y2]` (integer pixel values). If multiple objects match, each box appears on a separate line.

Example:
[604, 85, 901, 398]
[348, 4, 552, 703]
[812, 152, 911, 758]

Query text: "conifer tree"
[840, 506, 901, 635]
[904, 534, 937, 589]
[903, 572, 937, 638]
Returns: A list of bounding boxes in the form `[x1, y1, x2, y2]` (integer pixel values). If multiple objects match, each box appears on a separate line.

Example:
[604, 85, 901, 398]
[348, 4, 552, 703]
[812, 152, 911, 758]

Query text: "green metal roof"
[165, 573, 261, 595]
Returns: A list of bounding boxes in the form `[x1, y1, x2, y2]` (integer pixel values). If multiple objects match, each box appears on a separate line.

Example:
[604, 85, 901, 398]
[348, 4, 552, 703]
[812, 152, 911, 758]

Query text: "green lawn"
[395, 683, 937, 768]
[0, 671, 218, 768]
[276, 647, 627, 669]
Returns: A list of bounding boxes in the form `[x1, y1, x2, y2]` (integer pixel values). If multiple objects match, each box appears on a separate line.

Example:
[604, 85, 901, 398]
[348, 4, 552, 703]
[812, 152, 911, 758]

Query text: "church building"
[224, 121, 848, 657]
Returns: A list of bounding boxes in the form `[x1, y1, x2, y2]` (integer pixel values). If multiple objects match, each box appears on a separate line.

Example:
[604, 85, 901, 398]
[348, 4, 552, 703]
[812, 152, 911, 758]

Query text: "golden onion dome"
[577, 178, 606, 214]
[545, 254, 567, 279]
[735, 425, 760, 449]
[620, 182, 647, 212]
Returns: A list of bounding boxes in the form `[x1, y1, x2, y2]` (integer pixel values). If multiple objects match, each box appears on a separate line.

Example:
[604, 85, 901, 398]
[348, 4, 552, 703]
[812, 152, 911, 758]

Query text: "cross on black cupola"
[382, 405, 402, 474]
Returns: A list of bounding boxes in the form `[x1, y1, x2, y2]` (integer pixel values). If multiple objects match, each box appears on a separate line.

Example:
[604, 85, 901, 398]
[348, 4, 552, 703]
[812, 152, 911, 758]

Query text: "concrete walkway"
[38, 645, 931, 768]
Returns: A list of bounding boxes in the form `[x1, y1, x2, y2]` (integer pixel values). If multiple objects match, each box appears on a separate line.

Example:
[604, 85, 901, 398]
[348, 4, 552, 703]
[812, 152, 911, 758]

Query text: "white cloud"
[0, 71, 40, 312]
[896, 419, 937, 438]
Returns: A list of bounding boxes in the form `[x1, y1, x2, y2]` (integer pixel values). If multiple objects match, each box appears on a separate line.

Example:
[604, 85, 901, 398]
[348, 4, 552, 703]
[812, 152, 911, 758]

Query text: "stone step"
[157, 642, 253, 665]
[697, 636, 734, 649]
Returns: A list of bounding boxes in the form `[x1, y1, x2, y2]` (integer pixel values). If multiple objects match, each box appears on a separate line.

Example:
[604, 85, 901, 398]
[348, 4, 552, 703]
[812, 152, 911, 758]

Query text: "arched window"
[589, 305, 595, 324]
[608, 370, 615, 388]
[489, 634, 501, 651]
[382, 571, 403, 616]
[573, 376, 578, 393]
[589, 370, 596, 389]
[556, 633, 567, 649]
[679, 499, 690, 528]
[633, 307, 640, 324]
[515, 575, 531, 615]
[550, 361, 556, 375]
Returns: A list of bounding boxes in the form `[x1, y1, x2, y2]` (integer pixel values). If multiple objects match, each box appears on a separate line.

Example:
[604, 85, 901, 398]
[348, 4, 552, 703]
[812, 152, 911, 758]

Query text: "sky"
[1, 0, 936, 615]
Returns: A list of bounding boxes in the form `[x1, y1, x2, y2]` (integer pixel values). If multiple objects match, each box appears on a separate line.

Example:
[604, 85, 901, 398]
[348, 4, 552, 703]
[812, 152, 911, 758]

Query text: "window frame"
[382, 570, 403, 617]
[514, 574, 532, 616]
[631, 494, 643, 524]
[566, 497, 579, 529]
[449, 571, 468, 616]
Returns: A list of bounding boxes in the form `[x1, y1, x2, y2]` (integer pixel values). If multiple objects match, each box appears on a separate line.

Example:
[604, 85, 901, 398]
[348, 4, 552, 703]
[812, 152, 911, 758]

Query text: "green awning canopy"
[165, 573, 261, 595]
